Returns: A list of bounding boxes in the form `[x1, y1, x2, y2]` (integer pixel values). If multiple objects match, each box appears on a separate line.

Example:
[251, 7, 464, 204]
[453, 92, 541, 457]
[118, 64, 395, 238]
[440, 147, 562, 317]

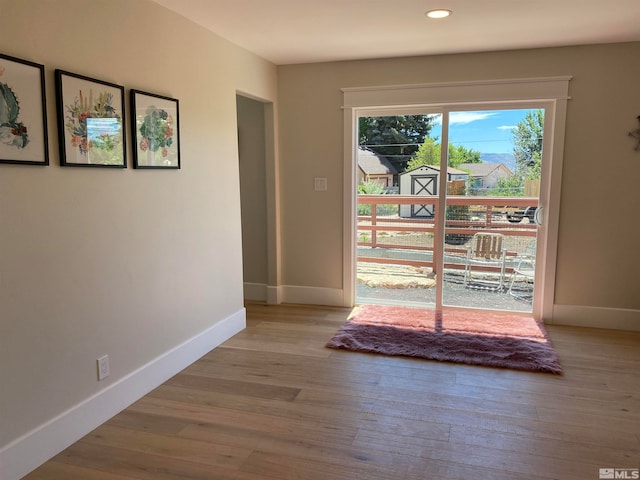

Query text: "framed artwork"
[0, 53, 49, 165]
[130, 90, 180, 169]
[55, 70, 126, 167]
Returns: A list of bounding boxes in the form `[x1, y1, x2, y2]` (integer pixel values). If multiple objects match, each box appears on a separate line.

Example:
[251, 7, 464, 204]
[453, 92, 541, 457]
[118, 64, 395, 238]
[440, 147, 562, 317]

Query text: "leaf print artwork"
[138, 106, 174, 165]
[0, 65, 29, 149]
[130, 90, 179, 169]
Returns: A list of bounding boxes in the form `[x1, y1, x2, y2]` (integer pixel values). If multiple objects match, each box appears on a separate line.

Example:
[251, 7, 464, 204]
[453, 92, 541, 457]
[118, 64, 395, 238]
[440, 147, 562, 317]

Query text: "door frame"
[236, 92, 281, 304]
[342, 77, 571, 321]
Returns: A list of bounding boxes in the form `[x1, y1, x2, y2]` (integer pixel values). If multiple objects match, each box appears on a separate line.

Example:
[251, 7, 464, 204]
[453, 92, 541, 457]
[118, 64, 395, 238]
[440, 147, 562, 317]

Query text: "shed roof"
[357, 147, 398, 175]
[401, 164, 468, 176]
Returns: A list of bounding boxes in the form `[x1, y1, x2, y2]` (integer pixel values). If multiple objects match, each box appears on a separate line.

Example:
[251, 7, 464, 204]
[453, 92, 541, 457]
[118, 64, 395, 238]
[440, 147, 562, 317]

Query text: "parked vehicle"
[507, 206, 537, 224]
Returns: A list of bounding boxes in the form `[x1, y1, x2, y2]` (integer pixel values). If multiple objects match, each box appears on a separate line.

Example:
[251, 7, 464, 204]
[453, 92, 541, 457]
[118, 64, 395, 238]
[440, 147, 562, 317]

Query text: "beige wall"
[277, 43, 640, 314]
[0, 0, 276, 451]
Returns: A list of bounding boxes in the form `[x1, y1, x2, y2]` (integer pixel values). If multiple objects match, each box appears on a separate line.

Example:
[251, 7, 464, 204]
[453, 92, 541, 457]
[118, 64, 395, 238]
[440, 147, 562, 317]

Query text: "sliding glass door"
[355, 107, 545, 314]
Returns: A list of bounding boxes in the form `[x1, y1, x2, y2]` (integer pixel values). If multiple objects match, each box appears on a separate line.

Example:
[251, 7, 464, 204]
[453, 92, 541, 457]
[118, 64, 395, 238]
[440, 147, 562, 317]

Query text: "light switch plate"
[314, 177, 327, 191]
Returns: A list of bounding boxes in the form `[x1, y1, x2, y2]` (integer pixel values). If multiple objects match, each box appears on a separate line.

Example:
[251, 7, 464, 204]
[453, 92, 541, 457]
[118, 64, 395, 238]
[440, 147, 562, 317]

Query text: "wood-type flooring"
[24, 303, 640, 480]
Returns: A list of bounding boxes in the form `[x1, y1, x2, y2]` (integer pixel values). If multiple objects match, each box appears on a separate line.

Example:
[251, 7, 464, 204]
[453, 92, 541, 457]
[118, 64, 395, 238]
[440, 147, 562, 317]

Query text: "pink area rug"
[326, 304, 562, 374]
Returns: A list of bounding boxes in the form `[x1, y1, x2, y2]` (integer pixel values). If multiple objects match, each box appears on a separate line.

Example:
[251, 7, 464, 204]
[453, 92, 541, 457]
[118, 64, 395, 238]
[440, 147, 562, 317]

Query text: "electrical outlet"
[97, 355, 110, 381]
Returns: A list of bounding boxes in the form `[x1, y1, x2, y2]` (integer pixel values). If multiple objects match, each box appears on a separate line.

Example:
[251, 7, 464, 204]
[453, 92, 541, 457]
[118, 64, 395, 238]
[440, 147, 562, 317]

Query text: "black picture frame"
[0, 53, 49, 165]
[55, 69, 126, 168]
[130, 90, 180, 169]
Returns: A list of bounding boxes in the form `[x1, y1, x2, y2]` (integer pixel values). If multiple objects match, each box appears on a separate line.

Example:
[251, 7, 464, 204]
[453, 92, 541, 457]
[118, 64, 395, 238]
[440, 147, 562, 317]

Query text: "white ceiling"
[152, 0, 640, 65]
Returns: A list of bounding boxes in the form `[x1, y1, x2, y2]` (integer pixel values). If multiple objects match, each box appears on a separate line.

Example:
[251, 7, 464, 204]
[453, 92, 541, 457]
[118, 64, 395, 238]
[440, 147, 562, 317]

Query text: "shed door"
[411, 174, 437, 217]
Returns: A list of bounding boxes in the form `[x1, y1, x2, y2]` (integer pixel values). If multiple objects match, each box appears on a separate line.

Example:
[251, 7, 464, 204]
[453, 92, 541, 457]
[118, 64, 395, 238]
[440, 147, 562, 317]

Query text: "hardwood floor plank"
[48, 442, 241, 480]
[412, 446, 592, 480]
[81, 424, 252, 469]
[143, 384, 371, 427]
[132, 393, 360, 448]
[198, 347, 396, 385]
[164, 374, 301, 401]
[222, 335, 332, 358]
[106, 410, 194, 437]
[535, 405, 640, 434]
[369, 387, 540, 421]
[250, 434, 412, 476]
[349, 413, 452, 442]
[447, 424, 640, 466]
[361, 406, 637, 450]
[240, 450, 400, 480]
[352, 428, 585, 480]
[23, 461, 137, 480]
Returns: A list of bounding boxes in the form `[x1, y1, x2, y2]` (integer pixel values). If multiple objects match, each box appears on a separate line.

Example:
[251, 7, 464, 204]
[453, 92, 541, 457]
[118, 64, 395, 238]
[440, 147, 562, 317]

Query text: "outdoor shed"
[357, 147, 398, 187]
[399, 164, 468, 218]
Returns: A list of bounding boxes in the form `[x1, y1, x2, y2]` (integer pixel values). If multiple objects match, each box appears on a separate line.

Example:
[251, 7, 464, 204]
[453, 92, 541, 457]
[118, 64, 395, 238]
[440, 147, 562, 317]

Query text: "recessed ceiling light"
[425, 9, 452, 19]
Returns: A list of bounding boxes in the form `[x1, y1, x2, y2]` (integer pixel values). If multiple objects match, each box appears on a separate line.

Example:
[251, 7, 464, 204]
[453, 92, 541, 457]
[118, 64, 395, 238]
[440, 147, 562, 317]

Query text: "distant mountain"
[480, 153, 516, 172]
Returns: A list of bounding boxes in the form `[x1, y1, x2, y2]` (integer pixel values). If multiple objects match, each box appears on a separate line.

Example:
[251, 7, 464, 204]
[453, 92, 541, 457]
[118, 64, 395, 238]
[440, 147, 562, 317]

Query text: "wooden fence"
[357, 194, 538, 272]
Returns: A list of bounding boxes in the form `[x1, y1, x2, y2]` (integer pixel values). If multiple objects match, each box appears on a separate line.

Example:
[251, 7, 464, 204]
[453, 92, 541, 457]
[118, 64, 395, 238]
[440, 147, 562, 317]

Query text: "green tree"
[486, 175, 524, 196]
[359, 115, 435, 172]
[449, 143, 481, 168]
[406, 137, 481, 170]
[513, 109, 544, 179]
[406, 137, 439, 170]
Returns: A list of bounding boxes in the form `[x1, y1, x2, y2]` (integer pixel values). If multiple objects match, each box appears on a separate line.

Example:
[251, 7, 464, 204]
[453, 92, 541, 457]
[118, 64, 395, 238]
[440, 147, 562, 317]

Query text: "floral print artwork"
[64, 89, 121, 159]
[59, 87, 123, 166]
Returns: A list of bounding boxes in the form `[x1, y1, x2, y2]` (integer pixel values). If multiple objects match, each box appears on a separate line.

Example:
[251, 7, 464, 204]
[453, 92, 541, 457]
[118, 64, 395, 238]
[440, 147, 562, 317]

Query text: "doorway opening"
[236, 93, 280, 304]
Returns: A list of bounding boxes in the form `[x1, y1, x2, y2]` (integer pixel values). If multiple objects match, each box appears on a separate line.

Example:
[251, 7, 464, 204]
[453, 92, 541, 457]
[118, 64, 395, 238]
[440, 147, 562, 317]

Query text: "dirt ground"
[357, 263, 437, 289]
[356, 265, 533, 312]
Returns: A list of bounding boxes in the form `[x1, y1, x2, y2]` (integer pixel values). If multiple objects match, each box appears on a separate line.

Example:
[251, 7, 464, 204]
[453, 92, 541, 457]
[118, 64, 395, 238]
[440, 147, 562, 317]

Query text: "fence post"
[525, 179, 540, 197]
[371, 198, 377, 248]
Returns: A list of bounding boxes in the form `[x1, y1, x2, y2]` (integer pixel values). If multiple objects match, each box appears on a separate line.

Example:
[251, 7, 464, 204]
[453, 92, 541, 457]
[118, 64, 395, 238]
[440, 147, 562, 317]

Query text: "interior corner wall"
[277, 42, 640, 327]
[0, 1, 277, 478]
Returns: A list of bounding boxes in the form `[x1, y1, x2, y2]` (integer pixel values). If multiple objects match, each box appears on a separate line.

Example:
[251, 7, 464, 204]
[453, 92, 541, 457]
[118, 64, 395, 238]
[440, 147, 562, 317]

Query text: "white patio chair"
[508, 241, 536, 301]
[463, 232, 507, 292]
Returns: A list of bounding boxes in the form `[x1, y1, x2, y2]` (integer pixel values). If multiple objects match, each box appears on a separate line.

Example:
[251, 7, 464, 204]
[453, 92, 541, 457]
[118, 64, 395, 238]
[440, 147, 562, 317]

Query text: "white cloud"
[449, 112, 496, 125]
[497, 125, 516, 130]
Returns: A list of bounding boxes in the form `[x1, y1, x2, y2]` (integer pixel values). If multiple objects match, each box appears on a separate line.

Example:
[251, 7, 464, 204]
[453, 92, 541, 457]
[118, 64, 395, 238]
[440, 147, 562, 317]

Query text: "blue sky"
[428, 109, 538, 154]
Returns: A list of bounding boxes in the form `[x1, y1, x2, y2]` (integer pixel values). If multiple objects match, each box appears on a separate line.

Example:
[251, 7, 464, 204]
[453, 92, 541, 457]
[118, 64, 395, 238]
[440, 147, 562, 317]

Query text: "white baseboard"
[244, 282, 345, 307]
[266, 285, 282, 304]
[551, 304, 640, 331]
[0, 308, 246, 480]
[243, 283, 283, 305]
[281, 285, 345, 307]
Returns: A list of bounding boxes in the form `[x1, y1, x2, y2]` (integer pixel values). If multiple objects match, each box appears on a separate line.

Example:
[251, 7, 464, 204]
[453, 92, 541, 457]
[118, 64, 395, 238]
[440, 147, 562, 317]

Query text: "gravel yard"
[356, 249, 534, 312]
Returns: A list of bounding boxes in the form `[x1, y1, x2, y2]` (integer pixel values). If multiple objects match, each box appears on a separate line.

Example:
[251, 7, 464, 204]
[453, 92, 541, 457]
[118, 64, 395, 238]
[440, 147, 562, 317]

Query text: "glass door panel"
[355, 113, 442, 307]
[441, 108, 543, 312]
